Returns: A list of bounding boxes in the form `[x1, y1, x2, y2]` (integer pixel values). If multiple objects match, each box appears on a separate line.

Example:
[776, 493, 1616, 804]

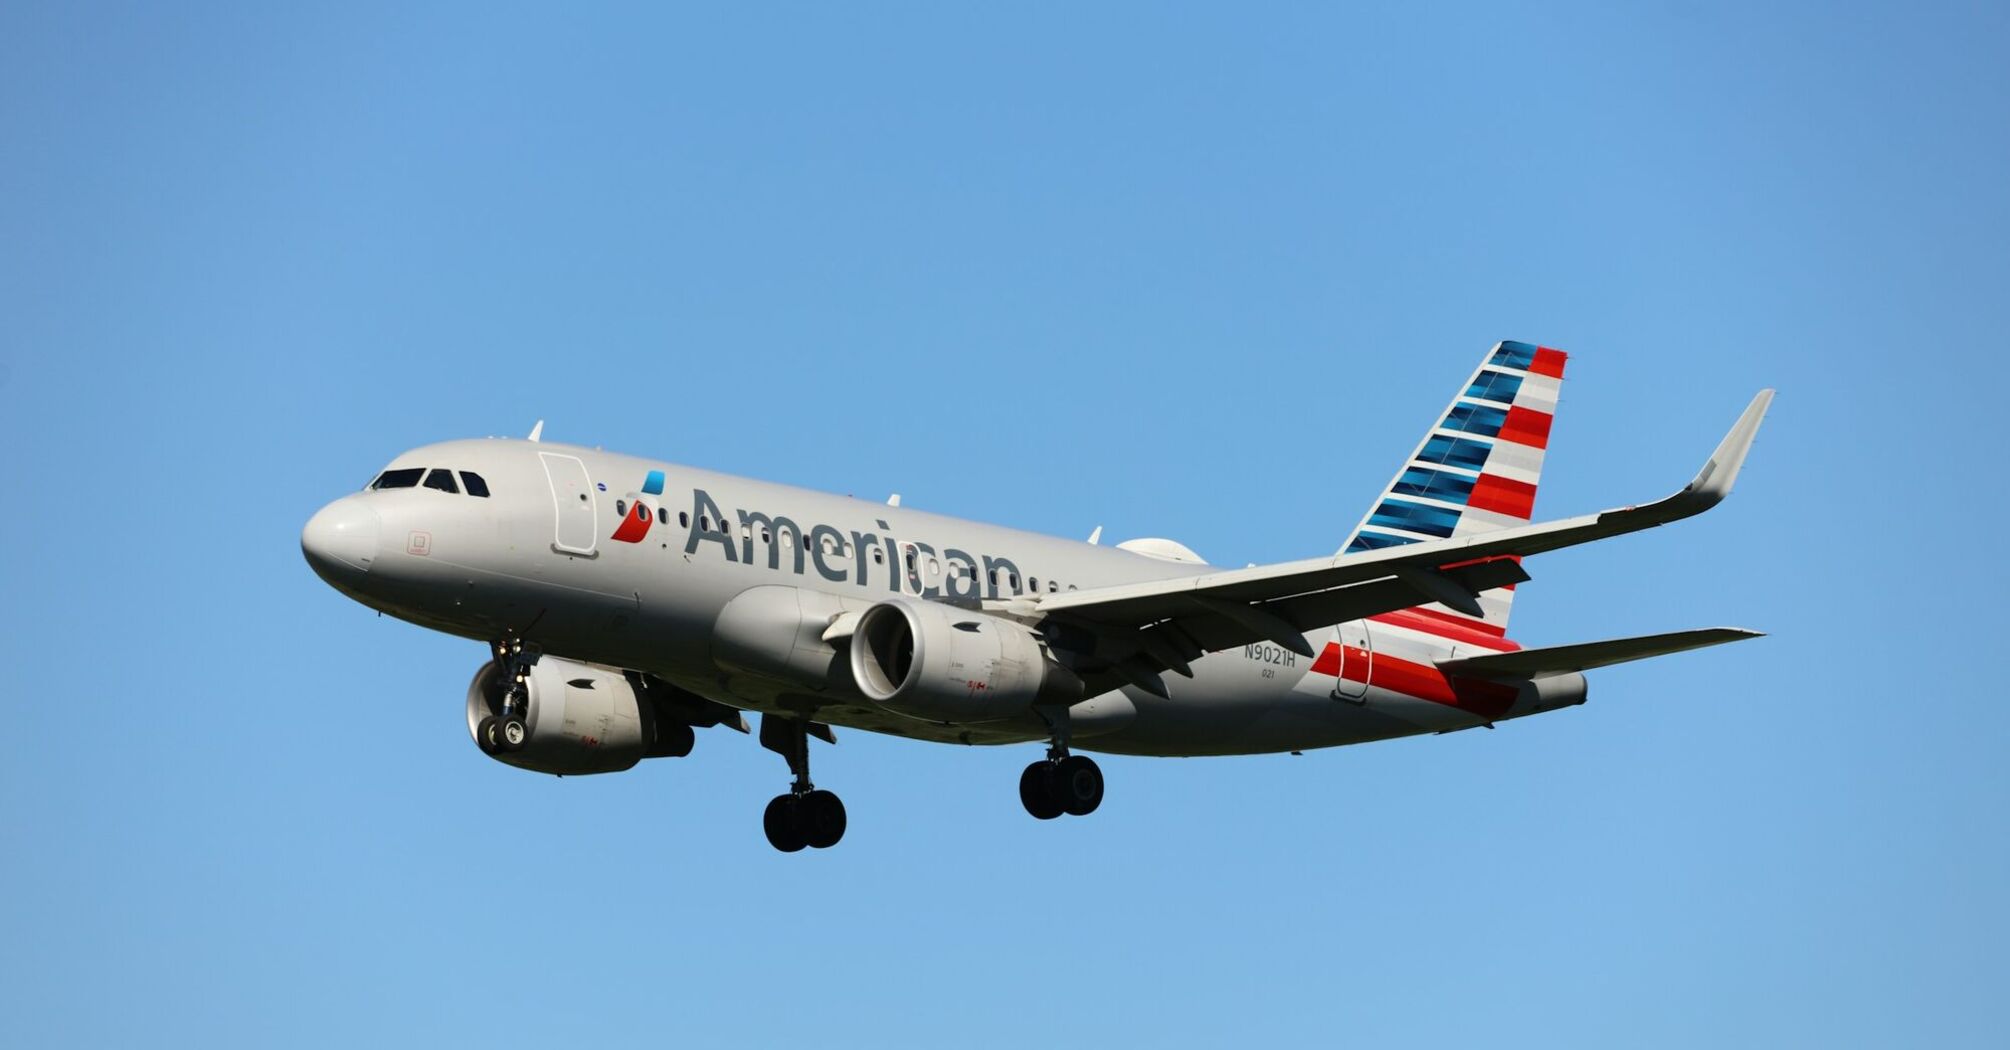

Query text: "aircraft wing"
[1022, 390, 1773, 692]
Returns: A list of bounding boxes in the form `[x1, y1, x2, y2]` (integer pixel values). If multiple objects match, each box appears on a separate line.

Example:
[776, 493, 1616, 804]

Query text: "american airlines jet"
[302, 343, 1772, 852]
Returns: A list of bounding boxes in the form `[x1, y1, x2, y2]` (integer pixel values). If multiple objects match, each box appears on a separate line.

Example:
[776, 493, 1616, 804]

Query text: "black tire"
[1019, 761, 1064, 820]
[800, 790, 847, 849]
[1056, 755, 1104, 816]
[476, 716, 502, 755]
[499, 716, 529, 752]
[763, 795, 807, 853]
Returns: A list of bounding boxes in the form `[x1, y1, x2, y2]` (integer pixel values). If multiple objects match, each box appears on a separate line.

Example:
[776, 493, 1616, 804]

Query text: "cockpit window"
[460, 472, 490, 498]
[371, 468, 425, 490]
[422, 469, 460, 494]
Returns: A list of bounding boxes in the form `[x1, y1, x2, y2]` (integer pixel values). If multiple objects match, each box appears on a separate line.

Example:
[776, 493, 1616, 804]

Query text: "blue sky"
[2, 2, 2004, 1046]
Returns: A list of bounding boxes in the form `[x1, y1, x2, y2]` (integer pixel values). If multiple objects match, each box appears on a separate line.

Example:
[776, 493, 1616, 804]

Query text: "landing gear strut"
[476, 636, 538, 755]
[1020, 705, 1104, 820]
[759, 714, 845, 852]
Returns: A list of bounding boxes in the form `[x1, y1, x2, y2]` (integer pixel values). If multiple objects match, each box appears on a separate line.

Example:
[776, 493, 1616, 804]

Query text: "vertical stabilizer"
[1338, 340, 1568, 636]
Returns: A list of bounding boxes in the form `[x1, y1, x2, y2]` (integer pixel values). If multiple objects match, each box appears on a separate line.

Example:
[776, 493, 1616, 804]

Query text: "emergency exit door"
[1330, 620, 1373, 703]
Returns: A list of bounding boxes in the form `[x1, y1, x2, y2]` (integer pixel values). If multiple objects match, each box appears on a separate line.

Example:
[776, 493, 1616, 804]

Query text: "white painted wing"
[1028, 390, 1774, 686]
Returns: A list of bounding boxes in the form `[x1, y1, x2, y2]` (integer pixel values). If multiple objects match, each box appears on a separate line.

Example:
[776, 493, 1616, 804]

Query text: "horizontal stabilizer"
[1436, 627, 1763, 679]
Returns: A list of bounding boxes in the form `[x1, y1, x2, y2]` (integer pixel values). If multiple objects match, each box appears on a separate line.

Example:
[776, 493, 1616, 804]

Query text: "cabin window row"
[612, 505, 1070, 593]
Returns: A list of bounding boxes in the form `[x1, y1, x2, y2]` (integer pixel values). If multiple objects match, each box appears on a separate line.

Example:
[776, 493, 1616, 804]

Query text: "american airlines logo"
[608, 472, 1045, 601]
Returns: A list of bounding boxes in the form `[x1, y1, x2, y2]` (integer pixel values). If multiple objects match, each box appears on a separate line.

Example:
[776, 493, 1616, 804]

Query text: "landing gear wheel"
[763, 795, 807, 853]
[476, 716, 502, 755]
[1020, 762, 1065, 820]
[1055, 755, 1104, 816]
[498, 716, 529, 752]
[800, 790, 847, 849]
[759, 714, 844, 853]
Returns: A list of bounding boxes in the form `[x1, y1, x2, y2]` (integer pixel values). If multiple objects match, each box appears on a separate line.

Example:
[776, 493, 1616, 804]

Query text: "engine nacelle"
[465, 656, 694, 776]
[849, 599, 1081, 724]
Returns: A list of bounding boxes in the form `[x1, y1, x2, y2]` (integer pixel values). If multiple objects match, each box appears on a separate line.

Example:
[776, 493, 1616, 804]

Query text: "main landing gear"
[1019, 706, 1104, 820]
[758, 714, 845, 853]
[476, 636, 538, 755]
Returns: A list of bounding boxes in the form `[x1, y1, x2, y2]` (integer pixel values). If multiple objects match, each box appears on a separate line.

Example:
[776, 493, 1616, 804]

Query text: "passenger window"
[616, 500, 628, 517]
[658, 507, 669, 525]
[871, 547, 884, 564]
[679, 512, 689, 528]
[1048, 580, 1059, 593]
[371, 468, 425, 490]
[1028, 576, 1039, 591]
[700, 515, 711, 531]
[422, 469, 459, 494]
[459, 472, 490, 498]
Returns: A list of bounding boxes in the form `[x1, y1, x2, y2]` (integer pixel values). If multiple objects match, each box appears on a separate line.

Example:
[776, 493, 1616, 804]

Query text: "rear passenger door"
[540, 452, 598, 556]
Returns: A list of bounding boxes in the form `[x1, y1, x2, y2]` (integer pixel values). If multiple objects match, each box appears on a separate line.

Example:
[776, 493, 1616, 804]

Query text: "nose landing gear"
[758, 714, 846, 852]
[1019, 706, 1104, 820]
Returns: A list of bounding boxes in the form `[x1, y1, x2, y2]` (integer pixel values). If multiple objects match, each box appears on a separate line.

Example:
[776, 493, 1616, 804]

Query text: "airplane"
[301, 342, 1773, 852]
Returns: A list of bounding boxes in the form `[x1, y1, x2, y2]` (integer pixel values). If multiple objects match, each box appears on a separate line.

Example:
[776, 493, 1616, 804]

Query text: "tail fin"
[1338, 340, 1568, 636]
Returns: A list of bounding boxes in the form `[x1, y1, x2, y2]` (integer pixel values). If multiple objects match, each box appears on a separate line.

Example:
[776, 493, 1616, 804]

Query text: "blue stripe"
[642, 469, 665, 496]
[1418, 434, 1492, 471]
[1393, 466, 1476, 505]
[1464, 369, 1524, 404]
[1443, 402, 1508, 438]
[1346, 530, 1418, 553]
[1489, 341, 1537, 370]
[1368, 498, 1462, 538]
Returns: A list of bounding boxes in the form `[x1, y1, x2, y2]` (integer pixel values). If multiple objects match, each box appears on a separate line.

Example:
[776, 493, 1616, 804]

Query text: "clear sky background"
[2, 2, 2005, 1046]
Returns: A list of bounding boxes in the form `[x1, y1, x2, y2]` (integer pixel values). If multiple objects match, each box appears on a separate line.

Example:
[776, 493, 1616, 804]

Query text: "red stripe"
[1312, 646, 1521, 719]
[1467, 474, 1536, 518]
[1497, 405, 1553, 449]
[1370, 607, 1518, 649]
[1437, 554, 1522, 571]
[1310, 643, 1341, 677]
[1530, 347, 1567, 378]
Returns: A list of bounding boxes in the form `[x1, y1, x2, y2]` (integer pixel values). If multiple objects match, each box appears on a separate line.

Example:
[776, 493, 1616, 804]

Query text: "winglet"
[1686, 389, 1773, 505]
[527, 420, 544, 443]
[1633, 389, 1774, 523]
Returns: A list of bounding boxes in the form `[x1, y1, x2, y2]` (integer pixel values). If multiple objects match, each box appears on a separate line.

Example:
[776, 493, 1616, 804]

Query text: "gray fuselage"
[303, 438, 1558, 757]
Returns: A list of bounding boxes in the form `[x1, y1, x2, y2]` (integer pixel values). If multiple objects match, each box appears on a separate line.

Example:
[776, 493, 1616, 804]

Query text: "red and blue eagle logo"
[610, 469, 666, 543]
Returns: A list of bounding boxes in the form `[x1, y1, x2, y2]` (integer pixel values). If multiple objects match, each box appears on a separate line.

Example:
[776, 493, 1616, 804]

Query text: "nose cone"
[302, 499, 381, 580]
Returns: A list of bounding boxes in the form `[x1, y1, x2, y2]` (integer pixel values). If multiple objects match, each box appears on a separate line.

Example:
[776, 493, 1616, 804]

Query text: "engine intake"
[849, 599, 1081, 724]
[465, 656, 694, 775]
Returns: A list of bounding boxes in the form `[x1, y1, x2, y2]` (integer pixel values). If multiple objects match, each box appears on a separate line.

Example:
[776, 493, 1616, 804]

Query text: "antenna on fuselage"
[887, 493, 901, 507]
[1087, 525, 1103, 545]
[527, 420, 544, 442]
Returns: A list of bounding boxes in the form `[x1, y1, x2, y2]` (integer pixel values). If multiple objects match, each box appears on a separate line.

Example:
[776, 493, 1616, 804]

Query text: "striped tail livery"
[1340, 340, 1567, 638]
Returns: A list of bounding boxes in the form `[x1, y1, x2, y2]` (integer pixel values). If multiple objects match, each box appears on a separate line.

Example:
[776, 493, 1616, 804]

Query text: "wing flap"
[1436, 627, 1764, 679]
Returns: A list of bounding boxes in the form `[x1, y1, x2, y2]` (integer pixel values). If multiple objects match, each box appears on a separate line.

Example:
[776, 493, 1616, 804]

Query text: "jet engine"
[848, 599, 1082, 724]
[465, 656, 694, 775]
